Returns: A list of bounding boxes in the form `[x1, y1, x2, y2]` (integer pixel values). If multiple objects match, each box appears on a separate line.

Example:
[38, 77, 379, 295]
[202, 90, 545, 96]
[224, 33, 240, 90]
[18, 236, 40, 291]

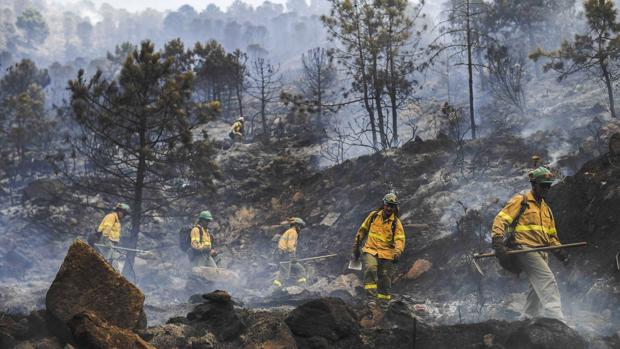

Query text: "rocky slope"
[2, 238, 618, 349]
[2, 122, 620, 346]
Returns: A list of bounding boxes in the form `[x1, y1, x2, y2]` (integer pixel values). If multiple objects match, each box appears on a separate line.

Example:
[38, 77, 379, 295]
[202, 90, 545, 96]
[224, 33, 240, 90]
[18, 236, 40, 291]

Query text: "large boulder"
[186, 290, 246, 341]
[285, 297, 361, 348]
[46, 240, 146, 331]
[242, 311, 298, 349]
[67, 311, 154, 349]
[503, 318, 587, 349]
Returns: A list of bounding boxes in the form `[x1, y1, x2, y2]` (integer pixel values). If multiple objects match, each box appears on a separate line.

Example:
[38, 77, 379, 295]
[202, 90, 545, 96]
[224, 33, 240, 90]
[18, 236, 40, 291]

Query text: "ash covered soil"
[2, 130, 620, 348]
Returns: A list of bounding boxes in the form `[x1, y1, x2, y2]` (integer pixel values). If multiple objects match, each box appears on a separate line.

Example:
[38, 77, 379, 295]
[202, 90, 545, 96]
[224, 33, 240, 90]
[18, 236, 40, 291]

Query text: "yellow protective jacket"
[278, 227, 298, 254]
[191, 225, 212, 251]
[97, 212, 121, 242]
[355, 210, 406, 260]
[231, 121, 243, 136]
[492, 191, 561, 248]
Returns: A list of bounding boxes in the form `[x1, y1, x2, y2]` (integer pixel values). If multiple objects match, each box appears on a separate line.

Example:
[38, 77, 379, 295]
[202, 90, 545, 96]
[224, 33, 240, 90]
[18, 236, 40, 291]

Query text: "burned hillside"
[3, 135, 620, 347]
[4, 0, 620, 347]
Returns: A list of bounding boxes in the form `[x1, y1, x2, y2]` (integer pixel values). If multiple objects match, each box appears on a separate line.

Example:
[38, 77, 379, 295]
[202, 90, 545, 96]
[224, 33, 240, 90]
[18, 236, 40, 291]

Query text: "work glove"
[392, 254, 400, 264]
[492, 236, 509, 260]
[553, 249, 569, 266]
[87, 232, 101, 247]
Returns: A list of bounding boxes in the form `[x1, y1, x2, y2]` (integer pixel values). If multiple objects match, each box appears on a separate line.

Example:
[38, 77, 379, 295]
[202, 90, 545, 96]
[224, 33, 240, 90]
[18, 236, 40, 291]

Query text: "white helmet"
[238, 117, 244, 122]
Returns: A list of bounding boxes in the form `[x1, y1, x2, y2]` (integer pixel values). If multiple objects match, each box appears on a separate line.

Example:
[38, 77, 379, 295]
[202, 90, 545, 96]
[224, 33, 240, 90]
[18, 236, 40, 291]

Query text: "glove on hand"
[88, 232, 101, 247]
[554, 249, 569, 266]
[492, 236, 508, 259]
[392, 254, 400, 264]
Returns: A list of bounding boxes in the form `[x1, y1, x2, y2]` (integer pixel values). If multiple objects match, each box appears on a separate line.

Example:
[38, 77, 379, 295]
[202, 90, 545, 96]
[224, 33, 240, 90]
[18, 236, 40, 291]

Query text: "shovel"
[348, 258, 362, 271]
[348, 237, 363, 271]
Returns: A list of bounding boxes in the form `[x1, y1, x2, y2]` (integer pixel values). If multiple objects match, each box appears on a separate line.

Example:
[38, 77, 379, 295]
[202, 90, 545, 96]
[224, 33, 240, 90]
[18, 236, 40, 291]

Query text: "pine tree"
[67, 41, 219, 278]
[0, 59, 51, 170]
[430, 0, 489, 139]
[530, 0, 620, 118]
[247, 58, 282, 137]
[16, 8, 49, 45]
[300, 47, 337, 127]
[322, 0, 425, 149]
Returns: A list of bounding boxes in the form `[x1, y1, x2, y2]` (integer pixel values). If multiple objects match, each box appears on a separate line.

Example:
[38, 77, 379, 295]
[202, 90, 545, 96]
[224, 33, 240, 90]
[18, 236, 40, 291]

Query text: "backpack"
[179, 225, 196, 252]
[368, 210, 399, 247]
[504, 193, 529, 246]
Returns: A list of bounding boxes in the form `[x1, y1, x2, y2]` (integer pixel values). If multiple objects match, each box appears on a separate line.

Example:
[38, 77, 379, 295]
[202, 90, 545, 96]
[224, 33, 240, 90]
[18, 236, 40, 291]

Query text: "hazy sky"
[50, 0, 286, 12]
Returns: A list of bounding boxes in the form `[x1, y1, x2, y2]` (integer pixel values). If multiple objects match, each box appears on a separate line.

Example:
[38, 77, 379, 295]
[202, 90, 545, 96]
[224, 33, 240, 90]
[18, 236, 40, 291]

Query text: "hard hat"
[383, 192, 399, 205]
[288, 217, 306, 227]
[115, 203, 130, 213]
[528, 166, 555, 184]
[199, 210, 213, 221]
[238, 117, 244, 122]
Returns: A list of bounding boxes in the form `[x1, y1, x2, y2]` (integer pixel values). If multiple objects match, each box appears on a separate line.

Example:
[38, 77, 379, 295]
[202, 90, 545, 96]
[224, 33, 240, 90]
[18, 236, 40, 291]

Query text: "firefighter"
[229, 117, 245, 141]
[273, 217, 307, 287]
[491, 166, 568, 321]
[189, 211, 218, 268]
[94, 203, 130, 269]
[353, 193, 406, 302]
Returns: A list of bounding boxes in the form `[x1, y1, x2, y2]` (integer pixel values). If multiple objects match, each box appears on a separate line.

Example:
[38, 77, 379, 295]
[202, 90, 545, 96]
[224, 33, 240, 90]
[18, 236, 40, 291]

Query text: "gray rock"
[285, 297, 361, 348]
[503, 318, 587, 349]
[186, 290, 245, 341]
[139, 323, 196, 349]
[67, 311, 155, 349]
[46, 240, 146, 333]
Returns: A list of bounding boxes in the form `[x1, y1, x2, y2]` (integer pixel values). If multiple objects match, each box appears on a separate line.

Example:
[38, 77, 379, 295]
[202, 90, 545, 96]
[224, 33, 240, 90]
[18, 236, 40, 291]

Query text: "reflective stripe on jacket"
[492, 191, 561, 248]
[278, 228, 298, 254]
[355, 210, 405, 260]
[191, 225, 212, 250]
[97, 212, 121, 242]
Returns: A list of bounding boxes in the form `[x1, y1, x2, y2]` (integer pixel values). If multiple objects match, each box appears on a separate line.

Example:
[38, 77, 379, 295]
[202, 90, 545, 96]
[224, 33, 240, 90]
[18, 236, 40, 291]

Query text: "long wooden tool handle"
[473, 242, 588, 259]
[299, 253, 339, 262]
[95, 244, 151, 254]
[280, 253, 339, 263]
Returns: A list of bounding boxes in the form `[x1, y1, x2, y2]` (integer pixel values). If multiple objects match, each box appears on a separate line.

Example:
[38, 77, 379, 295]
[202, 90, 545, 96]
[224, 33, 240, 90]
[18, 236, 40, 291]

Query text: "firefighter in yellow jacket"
[353, 193, 406, 301]
[491, 166, 568, 321]
[273, 217, 307, 287]
[229, 117, 244, 141]
[190, 211, 217, 268]
[95, 203, 130, 269]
